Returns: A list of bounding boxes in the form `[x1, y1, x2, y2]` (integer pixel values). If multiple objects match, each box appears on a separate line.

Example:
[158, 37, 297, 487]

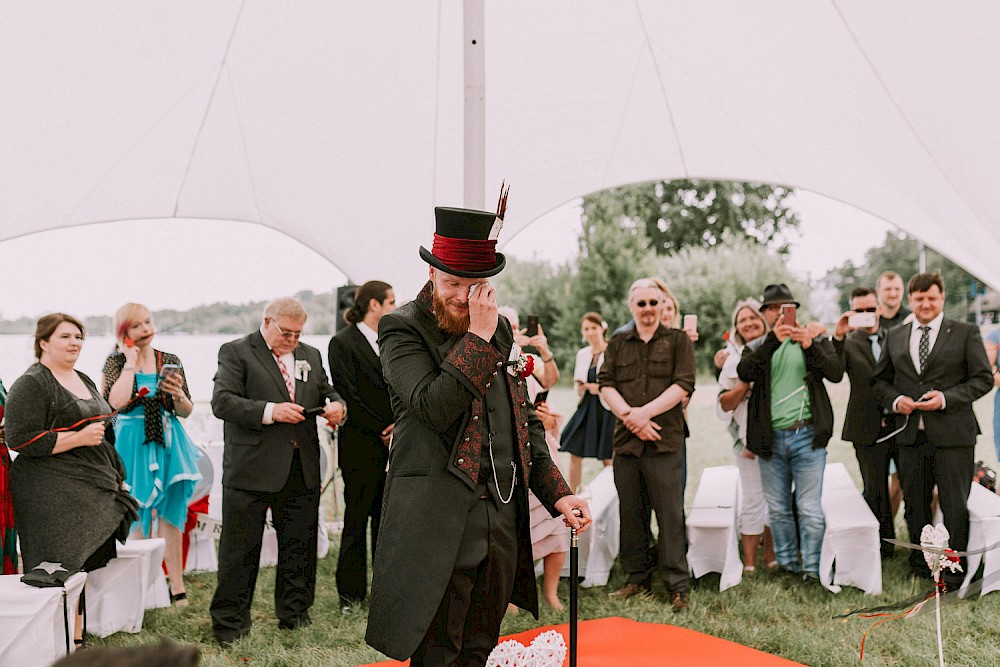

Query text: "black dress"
[6, 364, 138, 574]
[559, 360, 615, 459]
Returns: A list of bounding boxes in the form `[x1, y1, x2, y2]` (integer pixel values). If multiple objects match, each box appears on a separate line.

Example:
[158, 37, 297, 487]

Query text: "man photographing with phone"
[737, 283, 843, 583]
[832, 288, 898, 559]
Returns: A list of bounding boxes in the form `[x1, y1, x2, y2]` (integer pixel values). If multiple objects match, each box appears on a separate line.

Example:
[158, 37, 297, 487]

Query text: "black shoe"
[278, 614, 312, 630]
[215, 631, 247, 648]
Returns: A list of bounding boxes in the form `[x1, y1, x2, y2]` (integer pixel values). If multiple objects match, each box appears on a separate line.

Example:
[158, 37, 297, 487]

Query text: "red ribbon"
[431, 234, 497, 272]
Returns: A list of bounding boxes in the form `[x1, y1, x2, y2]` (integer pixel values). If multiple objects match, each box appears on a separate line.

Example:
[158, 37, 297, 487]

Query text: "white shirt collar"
[357, 321, 380, 356]
[913, 312, 944, 332]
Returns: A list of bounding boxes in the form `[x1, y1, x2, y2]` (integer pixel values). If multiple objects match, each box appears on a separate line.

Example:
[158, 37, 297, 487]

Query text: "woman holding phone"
[103, 302, 201, 606]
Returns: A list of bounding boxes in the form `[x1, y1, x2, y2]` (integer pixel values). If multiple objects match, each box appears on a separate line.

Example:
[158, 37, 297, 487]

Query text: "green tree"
[652, 235, 808, 372]
[491, 257, 574, 369]
[833, 231, 982, 321]
[587, 179, 801, 256]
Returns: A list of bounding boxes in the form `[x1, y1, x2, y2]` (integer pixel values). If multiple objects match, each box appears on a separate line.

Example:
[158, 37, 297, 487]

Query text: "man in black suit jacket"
[328, 280, 396, 609]
[210, 297, 346, 644]
[833, 287, 897, 558]
[872, 273, 992, 583]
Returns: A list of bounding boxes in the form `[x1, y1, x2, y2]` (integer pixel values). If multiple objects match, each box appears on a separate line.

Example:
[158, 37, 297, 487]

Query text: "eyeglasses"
[634, 299, 660, 308]
[854, 307, 878, 313]
[269, 319, 302, 341]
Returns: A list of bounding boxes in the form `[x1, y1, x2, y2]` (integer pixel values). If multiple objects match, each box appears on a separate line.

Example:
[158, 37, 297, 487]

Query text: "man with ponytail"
[328, 280, 397, 610]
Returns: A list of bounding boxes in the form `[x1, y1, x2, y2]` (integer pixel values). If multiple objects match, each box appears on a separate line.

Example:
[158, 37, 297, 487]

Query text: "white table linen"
[86, 538, 167, 636]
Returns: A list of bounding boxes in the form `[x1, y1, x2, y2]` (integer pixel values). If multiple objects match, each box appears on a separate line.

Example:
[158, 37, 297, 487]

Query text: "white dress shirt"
[261, 327, 297, 425]
[357, 321, 380, 356]
[892, 312, 947, 416]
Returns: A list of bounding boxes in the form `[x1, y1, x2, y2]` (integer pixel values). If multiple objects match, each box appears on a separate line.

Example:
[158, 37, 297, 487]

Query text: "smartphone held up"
[848, 311, 878, 328]
[780, 304, 796, 328]
[525, 315, 540, 337]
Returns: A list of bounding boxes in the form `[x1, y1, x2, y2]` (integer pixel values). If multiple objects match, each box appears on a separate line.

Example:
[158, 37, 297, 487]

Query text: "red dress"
[0, 381, 17, 575]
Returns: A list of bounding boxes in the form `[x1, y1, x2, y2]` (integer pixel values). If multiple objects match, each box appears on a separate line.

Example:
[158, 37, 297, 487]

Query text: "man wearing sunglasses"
[599, 278, 696, 612]
[832, 287, 897, 559]
[210, 297, 346, 645]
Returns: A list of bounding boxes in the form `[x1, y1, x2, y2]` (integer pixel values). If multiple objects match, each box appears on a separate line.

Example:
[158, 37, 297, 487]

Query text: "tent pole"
[463, 0, 485, 209]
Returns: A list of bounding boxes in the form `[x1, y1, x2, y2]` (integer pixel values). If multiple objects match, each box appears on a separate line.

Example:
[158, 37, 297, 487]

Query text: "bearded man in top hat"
[365, 203, 591, 666]
[736, 284, 843, 582]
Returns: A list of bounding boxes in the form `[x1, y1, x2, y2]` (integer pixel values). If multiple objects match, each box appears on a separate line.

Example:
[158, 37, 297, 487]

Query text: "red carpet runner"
[358, 616, 805, 666]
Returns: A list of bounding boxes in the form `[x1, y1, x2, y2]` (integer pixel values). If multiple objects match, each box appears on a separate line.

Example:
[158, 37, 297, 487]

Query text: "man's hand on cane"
[554, 496, 592, 533]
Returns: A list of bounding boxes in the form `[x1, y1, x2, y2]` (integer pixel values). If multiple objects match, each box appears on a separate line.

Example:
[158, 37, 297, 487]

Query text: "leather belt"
[780, 418, 813, 431]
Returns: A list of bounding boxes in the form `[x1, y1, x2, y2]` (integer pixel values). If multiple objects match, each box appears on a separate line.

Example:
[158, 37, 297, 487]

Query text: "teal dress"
[114, 371, 201, 536]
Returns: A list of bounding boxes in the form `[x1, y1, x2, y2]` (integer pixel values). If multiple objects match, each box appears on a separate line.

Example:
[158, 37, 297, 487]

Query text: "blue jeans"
[758, 426, 826, 575]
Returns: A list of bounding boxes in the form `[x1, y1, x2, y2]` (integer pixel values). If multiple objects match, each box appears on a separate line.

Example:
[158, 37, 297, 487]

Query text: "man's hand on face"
[273, 402, 305, 423]
[467, 281, 499, 342]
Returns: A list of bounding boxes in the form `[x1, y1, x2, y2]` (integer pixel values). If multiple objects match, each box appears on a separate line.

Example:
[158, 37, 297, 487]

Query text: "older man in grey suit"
[210, 297, 346, 645]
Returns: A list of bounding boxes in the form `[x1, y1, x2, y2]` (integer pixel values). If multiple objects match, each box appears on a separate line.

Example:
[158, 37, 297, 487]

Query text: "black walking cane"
[570, 509, 582, 667]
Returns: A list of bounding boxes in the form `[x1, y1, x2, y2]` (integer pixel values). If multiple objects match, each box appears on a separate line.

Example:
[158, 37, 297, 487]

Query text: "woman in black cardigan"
[5, 313, 138, 646]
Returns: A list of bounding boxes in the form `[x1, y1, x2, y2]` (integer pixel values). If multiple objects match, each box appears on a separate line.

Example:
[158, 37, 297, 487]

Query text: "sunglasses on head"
[854, 307, 877, 313]
[635, 299, 659, 308]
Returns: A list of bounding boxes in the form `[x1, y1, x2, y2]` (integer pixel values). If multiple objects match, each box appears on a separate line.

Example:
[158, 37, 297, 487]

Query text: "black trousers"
[614, 449, 688, 593]
[853, 436, 899, 558]
[210, 451, 319, 642]
[336, 463, 386, 604]
[897, 433, 974, 585]
[410, 495, 518, 667]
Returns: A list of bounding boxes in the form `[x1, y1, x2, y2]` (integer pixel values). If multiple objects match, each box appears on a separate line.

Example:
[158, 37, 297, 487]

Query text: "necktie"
[918, 325, 930, 373]
[869, 334, 882, 362]
[274, 353, 295, 401]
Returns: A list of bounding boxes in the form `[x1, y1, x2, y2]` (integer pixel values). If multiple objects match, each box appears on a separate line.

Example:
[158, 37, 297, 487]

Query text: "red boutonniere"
[722, 330, 730, 342]
[507, 345, 534, 379]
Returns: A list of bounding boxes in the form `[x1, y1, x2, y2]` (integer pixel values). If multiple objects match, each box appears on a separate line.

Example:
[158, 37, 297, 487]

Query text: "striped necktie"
[273, 353, 295, 401]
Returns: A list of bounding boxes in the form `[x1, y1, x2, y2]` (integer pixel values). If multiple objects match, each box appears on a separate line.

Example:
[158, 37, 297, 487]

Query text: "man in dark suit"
[210, 297, 346, 644]
[872, 272, 992, 584]
[365, 205, 591, 666]
[833, 287, 897, 558]
[328, 280, 396, 610]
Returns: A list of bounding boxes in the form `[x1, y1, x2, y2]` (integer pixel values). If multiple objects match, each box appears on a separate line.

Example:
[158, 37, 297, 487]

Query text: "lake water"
[0, 333, 333, 442]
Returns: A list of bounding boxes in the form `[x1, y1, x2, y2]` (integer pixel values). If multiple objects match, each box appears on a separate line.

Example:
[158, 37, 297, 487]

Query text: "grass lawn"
[88, 380, 1000, 666]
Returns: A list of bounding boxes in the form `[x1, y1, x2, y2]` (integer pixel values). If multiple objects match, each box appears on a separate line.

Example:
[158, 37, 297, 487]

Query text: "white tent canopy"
[2, 2, 998, 295]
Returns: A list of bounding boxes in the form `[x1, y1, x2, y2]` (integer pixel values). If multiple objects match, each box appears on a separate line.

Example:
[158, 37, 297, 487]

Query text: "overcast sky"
[0, 190, 893, 321]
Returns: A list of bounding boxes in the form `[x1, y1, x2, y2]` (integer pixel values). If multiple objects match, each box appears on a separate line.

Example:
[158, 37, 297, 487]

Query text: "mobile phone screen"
[525, 315, 539, 337]
[533, 390, 549, 406]
[781, 305, 796, 327]
[158, 363, 181, 380]
[304, 406, 325, 418]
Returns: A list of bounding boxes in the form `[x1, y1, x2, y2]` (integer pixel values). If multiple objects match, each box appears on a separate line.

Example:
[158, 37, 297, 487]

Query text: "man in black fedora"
[737, 284, 842, 582]
[365, 203, 591, 666]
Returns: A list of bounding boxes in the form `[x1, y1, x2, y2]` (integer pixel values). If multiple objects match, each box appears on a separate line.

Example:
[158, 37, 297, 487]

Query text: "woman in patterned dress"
[103, 303, 201, 606]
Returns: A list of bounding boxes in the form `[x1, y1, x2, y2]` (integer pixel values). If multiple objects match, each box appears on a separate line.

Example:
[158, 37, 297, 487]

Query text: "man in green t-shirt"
[737, 284, 843, 581]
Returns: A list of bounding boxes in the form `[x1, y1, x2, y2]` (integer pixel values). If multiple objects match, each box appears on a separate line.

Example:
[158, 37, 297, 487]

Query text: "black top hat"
[759, 283, 800, 309]
[419, 207, 506, 278]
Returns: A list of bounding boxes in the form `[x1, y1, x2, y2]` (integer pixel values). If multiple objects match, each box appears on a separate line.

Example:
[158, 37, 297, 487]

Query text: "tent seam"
[223, 65, 264, 222]
[171, 0, 250, 218]
[829, 0, 998, 247]
[632, 0, 688, 177]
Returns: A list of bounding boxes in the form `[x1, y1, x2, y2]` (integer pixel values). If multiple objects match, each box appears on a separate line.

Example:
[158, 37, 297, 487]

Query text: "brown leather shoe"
[608, 582, 652, 601]
[670, 591, 689, 613]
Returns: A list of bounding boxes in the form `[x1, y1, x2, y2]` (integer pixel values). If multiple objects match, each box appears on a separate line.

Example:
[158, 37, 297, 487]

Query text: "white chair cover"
[86, 537, 167, 636]
[0, 571, 86, 667]
[559, 466, 619, 587]
[686, 465, 743, 591]
[819, 462, 882, 594]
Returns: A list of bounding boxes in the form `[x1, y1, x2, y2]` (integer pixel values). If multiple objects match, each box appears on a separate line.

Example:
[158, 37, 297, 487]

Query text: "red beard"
[432, 290, 470, 335]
